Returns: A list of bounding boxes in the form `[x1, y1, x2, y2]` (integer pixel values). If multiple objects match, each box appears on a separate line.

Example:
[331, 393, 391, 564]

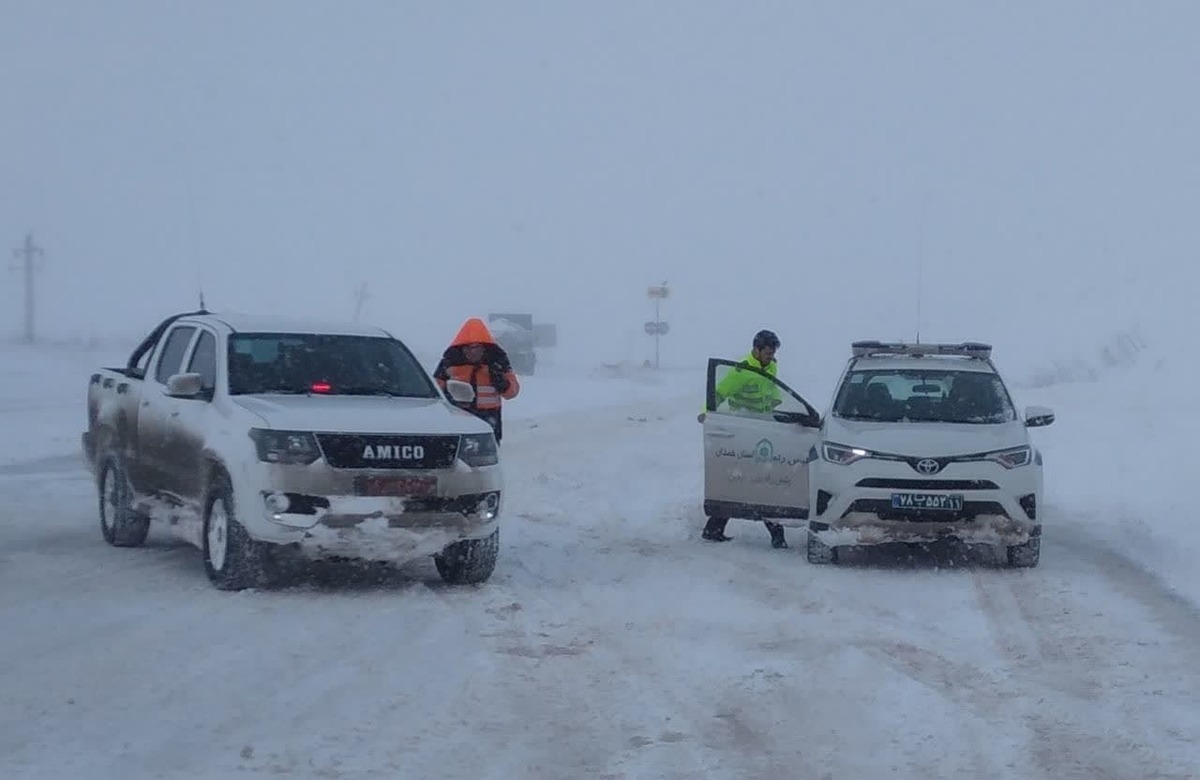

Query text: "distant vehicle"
[82, 310, 503, 590]
[701, 341, 1053, 567]
[487, 313, 538, 375]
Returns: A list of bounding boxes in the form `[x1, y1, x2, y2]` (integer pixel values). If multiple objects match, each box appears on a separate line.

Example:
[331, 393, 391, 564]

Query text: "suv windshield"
[227, 333, 437, 398]
[833, 368, 1016, 424]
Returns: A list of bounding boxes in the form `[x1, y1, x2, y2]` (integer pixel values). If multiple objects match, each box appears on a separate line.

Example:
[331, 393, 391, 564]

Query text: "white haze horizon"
[4, 3, 1198, 383]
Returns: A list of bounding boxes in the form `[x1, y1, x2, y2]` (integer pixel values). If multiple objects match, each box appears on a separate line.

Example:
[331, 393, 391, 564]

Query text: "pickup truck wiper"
[230, 388, 311, 396]
[332, 386, 430, 398]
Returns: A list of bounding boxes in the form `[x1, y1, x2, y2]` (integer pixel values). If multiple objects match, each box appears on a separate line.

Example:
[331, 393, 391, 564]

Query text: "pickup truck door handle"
[706, 430, 735, 439]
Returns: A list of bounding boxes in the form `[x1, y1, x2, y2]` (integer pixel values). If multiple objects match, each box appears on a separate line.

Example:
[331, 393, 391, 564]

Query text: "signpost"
[646, 282, 669, 369]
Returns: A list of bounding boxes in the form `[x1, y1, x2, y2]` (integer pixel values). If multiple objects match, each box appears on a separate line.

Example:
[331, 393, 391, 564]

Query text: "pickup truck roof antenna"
[198, 287, 209, 314]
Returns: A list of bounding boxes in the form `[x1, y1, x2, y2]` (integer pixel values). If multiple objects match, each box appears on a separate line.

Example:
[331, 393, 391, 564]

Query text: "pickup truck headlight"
[457, 433, 498, 467]
[984, 446, 1032, 469]
[822, 442, 872, 466]
[249, 429, 321, 465]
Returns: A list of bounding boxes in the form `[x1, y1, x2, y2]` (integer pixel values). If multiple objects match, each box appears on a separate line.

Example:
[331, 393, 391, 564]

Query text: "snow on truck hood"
[822, 415, 1028, 456]
[231, 394, 494, 436]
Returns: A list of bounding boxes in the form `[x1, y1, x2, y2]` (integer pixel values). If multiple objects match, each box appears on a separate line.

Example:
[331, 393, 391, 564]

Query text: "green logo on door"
[754, 438, 774, 463]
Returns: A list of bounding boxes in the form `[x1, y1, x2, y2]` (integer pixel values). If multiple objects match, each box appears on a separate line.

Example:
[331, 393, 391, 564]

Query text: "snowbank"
[1017, 331, 1200, 608]
[1, 344, 130, 466]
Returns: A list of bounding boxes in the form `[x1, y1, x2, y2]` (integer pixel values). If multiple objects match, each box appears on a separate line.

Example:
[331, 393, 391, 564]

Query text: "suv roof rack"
[851, 340, 993, 360]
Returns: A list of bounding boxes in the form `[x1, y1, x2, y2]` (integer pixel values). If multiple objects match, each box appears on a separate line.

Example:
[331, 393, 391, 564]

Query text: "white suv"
[700, 341, 1053, 567]
[811, 341, 1053, 566]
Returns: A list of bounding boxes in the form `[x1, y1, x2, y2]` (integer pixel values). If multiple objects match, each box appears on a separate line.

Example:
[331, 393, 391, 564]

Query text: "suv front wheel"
[1006, 535, 1040, 568]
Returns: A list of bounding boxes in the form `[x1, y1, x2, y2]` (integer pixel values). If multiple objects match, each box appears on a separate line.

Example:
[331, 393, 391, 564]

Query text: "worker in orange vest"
[433, 317, 521, 443]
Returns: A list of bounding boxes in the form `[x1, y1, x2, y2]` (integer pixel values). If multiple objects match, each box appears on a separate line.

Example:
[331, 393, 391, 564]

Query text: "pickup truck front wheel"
[203, 474, 268, 591]
[98, 454, 150, 547]
[434, 529, 499, 585]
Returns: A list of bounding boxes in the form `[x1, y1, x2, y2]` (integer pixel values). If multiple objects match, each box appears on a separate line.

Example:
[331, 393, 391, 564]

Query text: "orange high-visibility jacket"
[433, 317, 520, 411]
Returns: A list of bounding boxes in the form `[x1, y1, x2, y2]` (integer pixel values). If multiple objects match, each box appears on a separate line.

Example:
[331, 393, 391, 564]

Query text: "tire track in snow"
[1052, 512, 1200, 649]
[453, 392, 844, 779]
[971, 523, 1200, 780]
[686, 524, 1018, 778]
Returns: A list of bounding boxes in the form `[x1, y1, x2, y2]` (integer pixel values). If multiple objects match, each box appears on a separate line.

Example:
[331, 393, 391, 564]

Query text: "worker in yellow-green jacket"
[697, 329, 789, 549]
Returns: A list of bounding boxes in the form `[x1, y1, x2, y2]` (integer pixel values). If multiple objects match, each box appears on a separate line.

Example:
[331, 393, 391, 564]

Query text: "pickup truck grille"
[316, 434, 460, 469]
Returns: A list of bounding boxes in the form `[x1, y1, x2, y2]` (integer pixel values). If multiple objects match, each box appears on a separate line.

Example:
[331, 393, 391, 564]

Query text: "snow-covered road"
[1, 347, 1198, 779]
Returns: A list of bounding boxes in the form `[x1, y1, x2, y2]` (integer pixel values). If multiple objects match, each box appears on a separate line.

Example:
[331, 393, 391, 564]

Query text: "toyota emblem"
[916, 458, 942, 474]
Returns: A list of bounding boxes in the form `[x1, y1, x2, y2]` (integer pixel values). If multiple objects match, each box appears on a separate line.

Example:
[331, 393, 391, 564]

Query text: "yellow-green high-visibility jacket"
[710, 353, 781, 413]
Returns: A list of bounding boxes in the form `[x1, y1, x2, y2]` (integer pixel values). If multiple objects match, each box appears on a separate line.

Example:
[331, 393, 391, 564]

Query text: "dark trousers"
[474, 408, 503, 444]
[703, 516, 787, 547]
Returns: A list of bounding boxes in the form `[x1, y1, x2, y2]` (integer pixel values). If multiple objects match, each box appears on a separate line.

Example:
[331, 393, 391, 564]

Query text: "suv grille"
[856, 478, 999, 490]
[316, 434, 460, 469]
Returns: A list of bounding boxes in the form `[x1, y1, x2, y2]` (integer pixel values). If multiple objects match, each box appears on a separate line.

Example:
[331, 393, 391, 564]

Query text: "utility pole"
[10, 232, 45, 343]
[352, 281, 370, 322]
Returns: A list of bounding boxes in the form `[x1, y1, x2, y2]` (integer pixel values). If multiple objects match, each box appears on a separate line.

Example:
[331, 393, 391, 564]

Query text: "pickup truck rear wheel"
[435, 529, 499, 585]
[98, 454, 150, 547]
[203, 474, 267, 591]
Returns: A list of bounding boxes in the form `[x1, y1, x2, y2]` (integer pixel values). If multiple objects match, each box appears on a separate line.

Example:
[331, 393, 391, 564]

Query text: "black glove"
[490, 363, 510, 393]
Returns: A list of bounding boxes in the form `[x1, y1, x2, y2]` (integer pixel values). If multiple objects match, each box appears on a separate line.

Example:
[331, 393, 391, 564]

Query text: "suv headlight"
[458, 433, 498, 467]
[984, 446, 1032, 469]
[248, 429, 321, 465]
[822, 442, 872, 466]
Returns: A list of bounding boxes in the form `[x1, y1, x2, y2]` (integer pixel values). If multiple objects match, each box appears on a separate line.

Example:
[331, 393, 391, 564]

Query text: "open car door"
[702, 358, 822, 526]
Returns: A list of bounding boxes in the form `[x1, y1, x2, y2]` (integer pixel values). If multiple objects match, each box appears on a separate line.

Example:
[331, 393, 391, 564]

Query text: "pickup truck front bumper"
[228, 457, 504, 561]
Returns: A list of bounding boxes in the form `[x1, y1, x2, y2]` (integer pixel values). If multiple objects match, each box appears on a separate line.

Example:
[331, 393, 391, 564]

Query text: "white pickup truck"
[82, 310, 504, 590]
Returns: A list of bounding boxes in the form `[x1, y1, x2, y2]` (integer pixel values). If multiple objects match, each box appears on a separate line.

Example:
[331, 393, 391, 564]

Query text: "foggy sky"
[4, 2, 1198, 381]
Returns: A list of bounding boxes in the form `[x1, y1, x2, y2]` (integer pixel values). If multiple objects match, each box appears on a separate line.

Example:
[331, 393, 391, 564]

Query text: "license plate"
[356, 476, 437, 497]
[891, 492, 963, 511]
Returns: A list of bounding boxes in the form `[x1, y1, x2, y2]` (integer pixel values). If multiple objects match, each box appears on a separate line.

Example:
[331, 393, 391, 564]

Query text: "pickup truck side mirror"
[445, 379, 476, 404]
[1025, 405, 1055, 427]
[166, 372, 205, 399]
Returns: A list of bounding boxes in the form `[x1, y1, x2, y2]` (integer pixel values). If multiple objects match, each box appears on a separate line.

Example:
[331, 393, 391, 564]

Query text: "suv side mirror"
[445, 379, 476, 404]
[1025, 405, 1055, 427]
[774, 410, 821, 428]
[166, 372, 205, 399]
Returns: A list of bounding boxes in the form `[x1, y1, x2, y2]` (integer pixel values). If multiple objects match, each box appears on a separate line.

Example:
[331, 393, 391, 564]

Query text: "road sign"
[644, 321, 669, 335]
[647, 285, 669, 299]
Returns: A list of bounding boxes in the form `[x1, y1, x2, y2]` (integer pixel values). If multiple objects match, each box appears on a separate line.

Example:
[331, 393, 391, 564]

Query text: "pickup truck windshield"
[833, 368, 1017, 424]
[227, 333, 438, 398]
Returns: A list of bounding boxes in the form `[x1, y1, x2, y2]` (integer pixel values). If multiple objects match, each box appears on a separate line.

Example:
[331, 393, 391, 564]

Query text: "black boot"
[765, 522, 788, 549]
[702, 516, 731, 542]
